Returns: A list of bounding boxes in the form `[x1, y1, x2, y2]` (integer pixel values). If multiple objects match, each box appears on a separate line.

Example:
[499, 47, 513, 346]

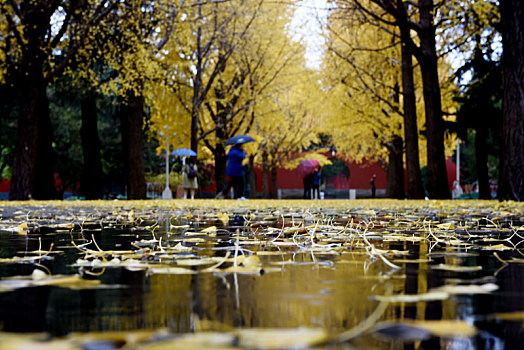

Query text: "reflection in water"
[0, 201, 523, 349]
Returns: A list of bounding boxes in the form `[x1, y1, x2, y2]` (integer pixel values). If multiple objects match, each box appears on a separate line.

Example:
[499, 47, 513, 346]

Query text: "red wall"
[0, 179, 10, 192]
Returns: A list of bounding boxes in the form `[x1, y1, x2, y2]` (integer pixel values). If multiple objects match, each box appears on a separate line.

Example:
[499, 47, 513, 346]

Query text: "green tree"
[0, 0, 121, 200]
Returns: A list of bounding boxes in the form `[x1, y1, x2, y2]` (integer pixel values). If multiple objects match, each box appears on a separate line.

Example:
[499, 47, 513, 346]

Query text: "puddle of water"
[0, 202, 523, 349]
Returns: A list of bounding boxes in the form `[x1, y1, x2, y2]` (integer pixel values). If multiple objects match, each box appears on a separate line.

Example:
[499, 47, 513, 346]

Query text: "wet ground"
[0, 199, 523, 349]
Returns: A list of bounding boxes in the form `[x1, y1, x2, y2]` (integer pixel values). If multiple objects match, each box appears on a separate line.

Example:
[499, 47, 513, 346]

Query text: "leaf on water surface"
[488, 311, 524, 321]
[217, 213, 229, 226]
[392, 258, 432, 264]
[482, 244, 513, 251]
[139, 332, 235, 349]
[201, 226, 217, 234]
[175, 257, 223, 266]
[0, 337, 77, 350]
[436, 222, 455, 230]
[148, 267, 195, 275]
[235, 328, 328, 349]
[177, 237, 206, 243]
[373, 248, 410, 257]
[0, 273, 103, 292]
[371, 291, 449, 303]
[430, 283, 499, 295]
[430, 264, 482, 272]
[235, 254, 261, 268]
[372, 320, 477, 339]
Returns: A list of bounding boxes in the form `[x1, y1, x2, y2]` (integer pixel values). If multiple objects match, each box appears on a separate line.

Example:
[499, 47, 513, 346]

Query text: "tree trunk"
[499, 0, 524, 201]
[417, 0, 451, 199]
[249, 154, 257, 198]
[10, 7, 54, 200]
[400, 34, 425, 199]
[385, 136, 405, 199]
[271, 165, 278, 199]
[475, 126, 491, 199]
[262, 150, 270, 198]
[120, 91, 146, 199]
[215, 144, 227, 194]
[80, 91, 103, 199]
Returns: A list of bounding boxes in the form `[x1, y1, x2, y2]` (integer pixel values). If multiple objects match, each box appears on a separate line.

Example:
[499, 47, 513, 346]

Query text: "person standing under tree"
[370, 174, 377, 198]
[216, 144, 246, 199]
[312, 168, 321, 199]
[182, 157, 198, 199]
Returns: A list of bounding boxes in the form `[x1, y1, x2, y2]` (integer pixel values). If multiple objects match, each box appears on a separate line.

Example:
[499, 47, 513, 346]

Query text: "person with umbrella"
[298, 159, 320, 199]
[182, 156, 198, 199]
[216, 135, 254, 199]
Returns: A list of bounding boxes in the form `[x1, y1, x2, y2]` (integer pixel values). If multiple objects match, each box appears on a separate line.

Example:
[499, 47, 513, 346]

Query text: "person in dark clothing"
[370, 174, 376, 198]
[303, 172, 313, 199]
[216, 144, 246, 199]
[312, 168, 321, 199]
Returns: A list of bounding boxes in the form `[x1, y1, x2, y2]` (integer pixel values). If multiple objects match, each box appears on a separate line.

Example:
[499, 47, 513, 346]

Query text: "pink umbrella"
[297, 159, 320, 178]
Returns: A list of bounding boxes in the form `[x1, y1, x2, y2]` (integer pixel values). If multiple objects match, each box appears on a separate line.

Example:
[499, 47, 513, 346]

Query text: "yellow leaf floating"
[436, 222, 454, 230]
[430, 283, 499, 295]
[482, 244, 513, 251]
[217, 213, 229, 226]
[201, 226, 217, 234]
[16, 222, 28, 235]
[430, 264, 482, 272]
[489, 311, 524, 321]
[139, 332, 235, 349]
[235, 328, 328, 349]
[371, 291, 449, 303]
[374, 320, 477, 338]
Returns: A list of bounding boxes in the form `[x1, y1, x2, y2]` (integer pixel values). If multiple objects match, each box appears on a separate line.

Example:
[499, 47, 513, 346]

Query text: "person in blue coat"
[216, 144, 246, 199]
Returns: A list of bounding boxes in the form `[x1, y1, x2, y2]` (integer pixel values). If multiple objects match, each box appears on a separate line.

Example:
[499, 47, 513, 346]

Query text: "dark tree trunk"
[475, 126, 491, 199]
[262, 150, 270, 198]
[80, 92, 103, 199]
[499, 0, 524, 201]
[400, 34, 425, 199]
[385, 136, 405, 199]
[10, 6, 54, 200]
[417, 0, 451, 199]
[215, 145, 227, 194]
[271, 165, 278, 199]
[120, 91, 146, 199]
[213, 96, 228, 194]
[249, 154, 257, 198]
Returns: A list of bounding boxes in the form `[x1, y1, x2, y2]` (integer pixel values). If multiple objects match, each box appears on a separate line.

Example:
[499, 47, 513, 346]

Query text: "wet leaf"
[489, 311, 524, 321]
[372, 320, 477, 339]
[430, 264, 483, 272]
[140, 332, 235, 349]
[235, 328, 328, 349]
[371, 291, 449, 303]
[430, 283, 499, 295]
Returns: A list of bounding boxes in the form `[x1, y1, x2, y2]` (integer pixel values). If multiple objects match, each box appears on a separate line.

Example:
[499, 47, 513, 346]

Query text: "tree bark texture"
[417, 0, 450, 199]
[262, 150, 270, 198]
[249, 154, 257, 198]
[475, 126, 491, 199]
[400, 37, 425, 199]
[10, 5, 55, 200]
[385, 136, 405, 199]
[80, 92, 104, 199]
[499, 0, 524, 201]
[271, 166, 278, 199]
[120, 91, 146, 199]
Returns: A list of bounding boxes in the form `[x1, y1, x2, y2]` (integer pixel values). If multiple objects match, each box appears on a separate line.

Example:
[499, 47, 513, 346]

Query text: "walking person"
[182, 157, 198, 199]
[312, 168, 321, 199]
[370, 174, 376, 198]
[303, 172, 313, 199]
[216, 144, 246, 199]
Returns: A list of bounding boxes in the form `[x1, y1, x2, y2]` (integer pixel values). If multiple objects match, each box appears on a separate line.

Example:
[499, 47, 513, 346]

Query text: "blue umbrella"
[171, 148, 197, 157]
[225, 134, 255, 146]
